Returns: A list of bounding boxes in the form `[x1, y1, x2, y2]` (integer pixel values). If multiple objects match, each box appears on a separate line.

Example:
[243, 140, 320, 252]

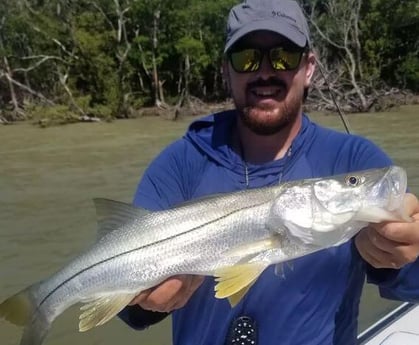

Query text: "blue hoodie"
[120, 110, 419, 345]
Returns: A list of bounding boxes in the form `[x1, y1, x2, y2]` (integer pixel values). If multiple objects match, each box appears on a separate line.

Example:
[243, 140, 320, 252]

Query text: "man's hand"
[355, 193, 419, 269]
[128, 275, 205, 313]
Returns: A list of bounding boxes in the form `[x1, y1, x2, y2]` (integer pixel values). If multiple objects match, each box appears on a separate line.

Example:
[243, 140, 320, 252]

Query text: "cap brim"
[224, 19, 307, 53]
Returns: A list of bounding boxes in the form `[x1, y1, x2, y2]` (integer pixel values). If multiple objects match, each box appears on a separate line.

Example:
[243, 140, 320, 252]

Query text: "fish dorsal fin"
[79, 293, 136, 332]
[93, 198, 150, 239]
[214, 263, 267, 306]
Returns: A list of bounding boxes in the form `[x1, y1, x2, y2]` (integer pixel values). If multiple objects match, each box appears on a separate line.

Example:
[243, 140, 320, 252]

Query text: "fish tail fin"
[0, 287, 34, 327]
[0, 285, 51, 345]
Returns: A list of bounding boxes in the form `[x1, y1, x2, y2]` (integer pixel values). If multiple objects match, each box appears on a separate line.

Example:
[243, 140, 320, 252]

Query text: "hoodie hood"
[183, 109, 316, 187]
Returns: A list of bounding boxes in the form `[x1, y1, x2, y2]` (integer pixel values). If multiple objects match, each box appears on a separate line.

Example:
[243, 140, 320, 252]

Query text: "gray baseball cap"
[224, 0, 311, 53]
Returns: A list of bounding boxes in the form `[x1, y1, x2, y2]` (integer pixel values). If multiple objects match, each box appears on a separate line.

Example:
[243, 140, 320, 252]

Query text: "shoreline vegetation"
[1, 0, 418, 126]
[1, 95, 418, 128]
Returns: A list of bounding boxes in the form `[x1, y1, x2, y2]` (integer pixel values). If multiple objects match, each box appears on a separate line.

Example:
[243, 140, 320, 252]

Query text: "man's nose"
[256, 53, 276, 79]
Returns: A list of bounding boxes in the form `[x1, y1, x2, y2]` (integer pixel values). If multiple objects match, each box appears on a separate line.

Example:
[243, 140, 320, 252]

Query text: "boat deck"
[358, 303, 419, 344]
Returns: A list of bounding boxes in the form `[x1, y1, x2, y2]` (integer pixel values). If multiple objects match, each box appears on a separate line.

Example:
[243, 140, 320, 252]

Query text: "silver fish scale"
[33, 187, 282, 321]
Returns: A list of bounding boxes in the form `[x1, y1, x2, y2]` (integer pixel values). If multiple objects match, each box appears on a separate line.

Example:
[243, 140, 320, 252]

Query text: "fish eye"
[345, 175, 361, 187]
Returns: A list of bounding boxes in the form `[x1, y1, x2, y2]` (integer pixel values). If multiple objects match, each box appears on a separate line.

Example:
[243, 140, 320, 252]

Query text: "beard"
[240, 102, 296, 135]
[239, 92, 302, 136]
[235, 77, 304, 136]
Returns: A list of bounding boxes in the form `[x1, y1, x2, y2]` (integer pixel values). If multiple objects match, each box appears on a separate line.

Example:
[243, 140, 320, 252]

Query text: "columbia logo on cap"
[272, 10, 297, 24]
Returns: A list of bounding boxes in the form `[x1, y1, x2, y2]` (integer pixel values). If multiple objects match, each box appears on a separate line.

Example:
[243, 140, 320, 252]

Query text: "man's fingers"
[403, 193, 419, 216]
[366, 227, 400, 253]
[128, 289, 151, 306]
[355, 230, 381, 267]
[170, 275, 205, 310]
[359, 245, 401, 269]
[356, 192, 419, 269]
[355, 229, 401, 268]
[160, 276, 193, 312]
[368, 193, 418, 241]
[129, 275, 205, 313]
[141, 277, 185, 312]
[371, 221, 419, 243]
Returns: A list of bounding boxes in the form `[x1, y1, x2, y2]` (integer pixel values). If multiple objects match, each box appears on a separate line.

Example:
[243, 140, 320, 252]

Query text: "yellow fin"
[214, 263, 267, 302]
[227, 286, 251, 307]
[0, 288, 33, 326]
[79, 293, 136, 332]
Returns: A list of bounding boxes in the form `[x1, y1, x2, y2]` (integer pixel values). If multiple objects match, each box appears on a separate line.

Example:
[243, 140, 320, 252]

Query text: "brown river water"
[1, 105, 418, 345]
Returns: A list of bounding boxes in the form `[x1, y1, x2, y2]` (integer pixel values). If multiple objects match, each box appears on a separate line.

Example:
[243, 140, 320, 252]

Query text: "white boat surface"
[357, 302, 419, 345]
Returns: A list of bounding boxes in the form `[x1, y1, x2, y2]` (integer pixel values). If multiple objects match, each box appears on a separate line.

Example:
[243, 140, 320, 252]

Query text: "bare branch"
[15, 56, 66, 73]
[6, 73, 55, 105]
[57, 67, 86, 116]
[113, 0, 131, 43]
[90, 1, 116, 32]
[304, 3, 345, 50]
[52, 39, 78, 59]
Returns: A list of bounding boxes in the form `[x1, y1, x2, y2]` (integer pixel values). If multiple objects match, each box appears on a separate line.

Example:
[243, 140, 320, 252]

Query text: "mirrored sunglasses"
[229, 46, 306, 73]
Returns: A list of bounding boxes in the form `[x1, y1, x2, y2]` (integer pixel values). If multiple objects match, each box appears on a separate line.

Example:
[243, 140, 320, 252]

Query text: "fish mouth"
[354, 166, 410, 223]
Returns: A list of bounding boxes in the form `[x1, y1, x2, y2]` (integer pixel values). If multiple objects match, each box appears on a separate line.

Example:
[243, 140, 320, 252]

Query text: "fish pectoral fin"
[214, 263, 267, 305]
[224, 236, 280, 261]
[79, 293, 136, 332]
[225, 235, 279, 257]
[274, 261, 294, 278]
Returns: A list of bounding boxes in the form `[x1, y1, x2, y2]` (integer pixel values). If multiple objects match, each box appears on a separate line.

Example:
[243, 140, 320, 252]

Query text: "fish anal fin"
[79, 293, 136, 332]
[228, 286, 253, 307]
[214, 263, 267, 303]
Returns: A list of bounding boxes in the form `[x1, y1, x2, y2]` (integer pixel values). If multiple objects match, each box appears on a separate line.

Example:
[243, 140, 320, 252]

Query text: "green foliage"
[397, 54, 419, 91]
[29, 104, 79, 127]
[1, 0, 417, 121]
[360, 0, 419, 90]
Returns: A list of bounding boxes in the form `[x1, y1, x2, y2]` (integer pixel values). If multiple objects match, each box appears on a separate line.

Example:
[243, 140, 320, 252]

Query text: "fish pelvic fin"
[214, 263, 267, 306]
[0, 285, 50, 345]
[79, 293, 136, 332]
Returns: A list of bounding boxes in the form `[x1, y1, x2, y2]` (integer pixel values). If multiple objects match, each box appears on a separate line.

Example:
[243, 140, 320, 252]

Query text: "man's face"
[225, 31, 315, 135]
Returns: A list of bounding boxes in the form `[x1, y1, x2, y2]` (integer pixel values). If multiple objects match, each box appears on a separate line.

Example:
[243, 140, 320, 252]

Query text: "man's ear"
[304, 52, 316, 87]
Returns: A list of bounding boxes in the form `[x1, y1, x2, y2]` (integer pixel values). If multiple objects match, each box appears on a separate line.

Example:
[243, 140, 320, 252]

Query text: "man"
[119, 0, 419, 344]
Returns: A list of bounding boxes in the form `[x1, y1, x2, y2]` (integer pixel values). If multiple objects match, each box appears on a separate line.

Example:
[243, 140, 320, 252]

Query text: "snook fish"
[0, 166, 411, 345]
